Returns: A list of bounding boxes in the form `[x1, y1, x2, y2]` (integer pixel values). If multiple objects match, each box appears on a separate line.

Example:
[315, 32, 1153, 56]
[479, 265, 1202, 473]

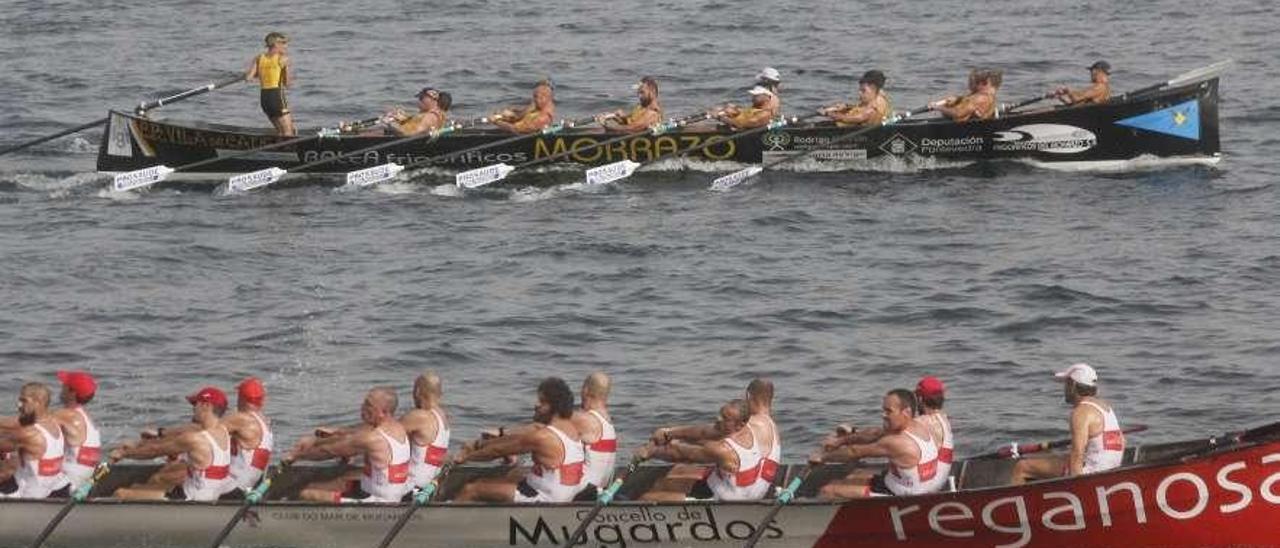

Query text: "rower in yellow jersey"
[597, 76, 663, 133]
[244, 32, 295, 136]
[378, 87, 451, 136]
[819, 70, 892, 127]
[712, 86, 775, 130]
[490, 79, 556, 134]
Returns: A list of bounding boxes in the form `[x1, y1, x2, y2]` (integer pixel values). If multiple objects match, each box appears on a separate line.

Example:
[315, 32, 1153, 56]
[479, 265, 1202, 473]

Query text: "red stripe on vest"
[588, 438, 617, 452]
[559, 461, 584, 486]
[388, 461, 410, 484]
[194, 464, 230, 480]
[939, 447, 955, 464]
[1103, 430, 1124, 451]
[425, 445, 447, 466]
[38, 457, 63, 476]
[918, 458, 938, 481]
[734, 463, 761, 487]
[251, 448, 271, 470]
[760, 458, 779, 482]
[76, 446, 102, 467]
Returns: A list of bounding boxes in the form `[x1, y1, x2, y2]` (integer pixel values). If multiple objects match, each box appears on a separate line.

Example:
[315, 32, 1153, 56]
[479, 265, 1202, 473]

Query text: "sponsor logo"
[762, 149, 867, 163]
[761, 131, 791, 151]
[992, 124, 1097, 154]
[299, 150, 529, 166]
[887, 452, 1280, 548]
[510, 505, 783, 547]
[879, 133, 917, 156]
[918, 136, 986, 154]
[532, 135, 736, 163]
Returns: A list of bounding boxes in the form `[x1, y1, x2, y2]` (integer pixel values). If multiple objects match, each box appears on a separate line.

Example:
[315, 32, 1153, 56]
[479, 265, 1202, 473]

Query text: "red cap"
[238, 377, 266, 406]
[915, 376, 946, 398]
[56, 371, 97, 400]
[186, 387, 228, 410]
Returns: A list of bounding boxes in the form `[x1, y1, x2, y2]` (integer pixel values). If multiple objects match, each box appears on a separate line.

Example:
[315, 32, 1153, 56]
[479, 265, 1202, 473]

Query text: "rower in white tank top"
[705, 430, 769, 501]
[358, 427, 413, 502]
[62, 407, 102, 492]
[179, 429, 232, 501]
[918, 413, 954, 492]
[516, 424, 586, 503]
[3, 423, 69, 498]
[229, 410, 274, 492]
[583, 409, 617, 488]
[1080, 400, 1125, 473]
[883, 429, 941, 496]
[749, 416, 781, 494]
[410, 408, 450, 489]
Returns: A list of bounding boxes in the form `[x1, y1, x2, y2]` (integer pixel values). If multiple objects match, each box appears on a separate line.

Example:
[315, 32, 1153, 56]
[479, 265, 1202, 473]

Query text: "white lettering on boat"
[888, 452, 1280, 547]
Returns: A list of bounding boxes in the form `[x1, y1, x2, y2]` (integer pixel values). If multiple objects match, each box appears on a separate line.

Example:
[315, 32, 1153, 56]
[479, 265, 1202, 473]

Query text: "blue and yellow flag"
[1116, 100, 1200, 141]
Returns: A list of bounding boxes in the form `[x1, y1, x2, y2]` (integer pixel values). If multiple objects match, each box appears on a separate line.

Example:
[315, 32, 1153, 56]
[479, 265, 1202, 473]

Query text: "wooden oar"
[0, 76, 244, 158]
[709, 106, 930, 191]
[372, 462, 454, 548]
[454, 111, 712, 189]
[204, 465, 282, 548]
[974, 424, 1149, 460]
[998, 93, 1055, 115]
[28, 463, 109, 548]
[563, 456, 646, 546]
[741, 465, 814, 548]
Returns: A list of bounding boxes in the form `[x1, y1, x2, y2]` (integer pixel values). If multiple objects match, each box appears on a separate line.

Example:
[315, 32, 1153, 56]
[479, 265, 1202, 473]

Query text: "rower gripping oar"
[28, 463, 109, 548]
[205, 464, 281, 548]
[373, 462, 454, 548]
[0, 75, 244, 158]
[978, 424, 1149, 460]
[741, 466, 814, 548]
[563, 456, 646, 546]
[710, 107, 930, 191]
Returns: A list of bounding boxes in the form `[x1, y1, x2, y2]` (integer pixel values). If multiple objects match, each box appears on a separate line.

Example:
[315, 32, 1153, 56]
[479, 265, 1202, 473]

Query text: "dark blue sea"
[1, 0, 1277, 460]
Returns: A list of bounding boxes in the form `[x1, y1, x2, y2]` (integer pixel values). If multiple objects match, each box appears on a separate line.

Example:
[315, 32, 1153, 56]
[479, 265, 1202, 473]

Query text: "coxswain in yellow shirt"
[598, 76, 663, 133]
[930, 69, 1002, 122]
[244, 32, 295, 136]
[713, 86, 776, 130]
[490, 79, 556, 134]
[819, 70, 892, 127]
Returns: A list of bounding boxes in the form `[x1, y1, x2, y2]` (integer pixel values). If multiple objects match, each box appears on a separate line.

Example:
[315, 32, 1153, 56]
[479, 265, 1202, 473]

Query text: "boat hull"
[2, 430, 1277, 548]
[95, 79, 1221, 181]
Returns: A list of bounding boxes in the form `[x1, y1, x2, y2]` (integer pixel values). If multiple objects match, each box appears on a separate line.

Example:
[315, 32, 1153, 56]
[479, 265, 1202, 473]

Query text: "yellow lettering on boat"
[571, 137, 602, 163]
[631, 137, 653, 161]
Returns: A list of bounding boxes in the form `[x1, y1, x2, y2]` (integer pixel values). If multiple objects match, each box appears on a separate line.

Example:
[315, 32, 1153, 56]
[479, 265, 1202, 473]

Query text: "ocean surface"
[1, 0, 1277, 462]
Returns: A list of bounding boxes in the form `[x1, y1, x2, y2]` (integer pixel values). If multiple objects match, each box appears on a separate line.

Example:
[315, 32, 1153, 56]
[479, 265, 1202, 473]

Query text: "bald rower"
[403, 372, 450, 490]
[288, 388, 413, 503]
[636, 398, 767, 501]
[572, 372, 617, 498]
[745, 378, 782, 496]
[810, 388, 943, 499]
[0, 383, 71, 498]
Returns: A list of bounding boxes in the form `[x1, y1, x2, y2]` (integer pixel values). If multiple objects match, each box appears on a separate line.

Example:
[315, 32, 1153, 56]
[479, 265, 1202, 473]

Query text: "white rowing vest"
[884, 429, 941, 496]
[361, 428, 412, 502]
[1080, 400, 1125, 473]
[706, 433, 768, 501]
[229, 411, 274, 491]
[749, 415, 781, 494]
[5, 423, 69, 498]
[919, 413, 954, 492]
[583, 410, 617, 487]
[181, 429, 232, 501]
[524, 425, 586, 502]
[409, 408, 450, 489]
[63, 407, 102, 491]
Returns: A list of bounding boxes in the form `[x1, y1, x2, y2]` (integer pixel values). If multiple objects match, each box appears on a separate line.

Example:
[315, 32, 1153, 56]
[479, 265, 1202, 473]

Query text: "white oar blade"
[226, 167, 287, 193]
[585, 160, 641, 185]
[710, 166, 763, 191]
[1167, 59, 1234, 87]
[345, 162, 404, 187]
[455, 163, 514, 189]
[112, 165, 174, 192]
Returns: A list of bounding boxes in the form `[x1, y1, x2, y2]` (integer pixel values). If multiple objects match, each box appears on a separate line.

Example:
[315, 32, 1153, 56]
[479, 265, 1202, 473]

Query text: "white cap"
[1054, 363, 1098, 387]
[747, 85, 774, 97]
[756, 67, 781, 82]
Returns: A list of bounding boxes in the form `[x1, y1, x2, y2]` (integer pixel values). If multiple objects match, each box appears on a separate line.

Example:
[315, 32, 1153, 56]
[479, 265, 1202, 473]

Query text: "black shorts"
[573, 483, 600, 502]
[869, 472, 894, 496]
[1, 477, 71, 498]
[260, 88, 290, 119]
[687, 479, 714, 500]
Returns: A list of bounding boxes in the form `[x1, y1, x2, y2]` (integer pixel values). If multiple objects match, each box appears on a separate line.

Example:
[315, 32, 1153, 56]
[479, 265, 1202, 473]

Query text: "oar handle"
[996, 424, 1149, 459]
[71, 463, 111, 502]
[137, 75, 245, 114]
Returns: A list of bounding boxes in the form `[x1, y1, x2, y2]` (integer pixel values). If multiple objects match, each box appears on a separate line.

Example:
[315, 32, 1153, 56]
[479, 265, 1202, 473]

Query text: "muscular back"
[51, 408, 87, 449]
[401, 408, 443, 447]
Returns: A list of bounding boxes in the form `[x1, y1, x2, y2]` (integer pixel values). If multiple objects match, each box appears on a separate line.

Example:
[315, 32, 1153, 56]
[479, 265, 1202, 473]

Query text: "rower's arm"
[817, 435, 897, 463]
[460, 428, 538, 462]
[291, 428, 372, 462]
[1067, 407, 1092, 476]
[113, 431, 195, 462]
[655, 424, 720, 444]
[0, 415, 19, 433]
[828, 106, 875, 125]
[1064, 83, 1106, 105]
[508, 112, 552, 134]
[280, 55, 291, 88]
[245, 56, 259, 82]
[608, 109, 661, 133]
[728, 109, 772, 130]
[933, 98, 976, 122]
[651, 440, 733, 469]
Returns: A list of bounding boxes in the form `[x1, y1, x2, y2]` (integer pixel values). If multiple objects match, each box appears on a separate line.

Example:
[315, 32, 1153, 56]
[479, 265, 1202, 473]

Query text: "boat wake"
[2, 171, 105, 197]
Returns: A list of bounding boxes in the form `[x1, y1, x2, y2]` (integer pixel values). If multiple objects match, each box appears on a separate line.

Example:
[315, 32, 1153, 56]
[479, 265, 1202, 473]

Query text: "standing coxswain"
[819, 69, 893, 127]
[0, 383, 71, 499]
[288, 388, 413, 503]
[1051, 60, 1112, 106]
[451, 377, 586, 503]
[1011, 363, 1126, 484]
[490, 79, 556, 134]
[109, 387, 233, 501]
[810, 388, 944, 499]
[245, 32, 295, 136]
[598, 77, 663, 133]
[930, 68, 1002, 122]
[571, 372, 617, 499]
[50, 371, 102, 493]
